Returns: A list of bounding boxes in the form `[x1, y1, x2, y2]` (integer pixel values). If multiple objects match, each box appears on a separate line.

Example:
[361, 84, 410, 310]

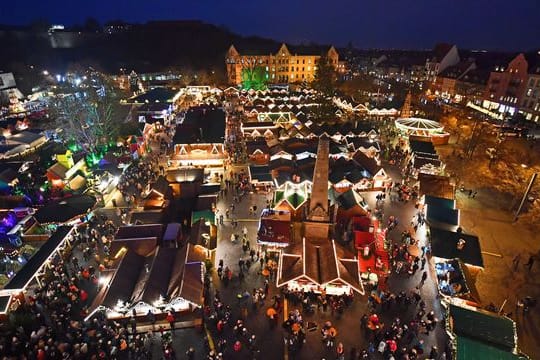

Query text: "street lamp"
[513, 173, 538, 222]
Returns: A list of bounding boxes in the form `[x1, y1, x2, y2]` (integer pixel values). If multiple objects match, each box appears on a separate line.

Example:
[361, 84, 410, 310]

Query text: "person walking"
[419, 271, 428, 288]
[524, 255, 535, 272]
[512, 254, 522, 271]
[166, 311, 176, 331]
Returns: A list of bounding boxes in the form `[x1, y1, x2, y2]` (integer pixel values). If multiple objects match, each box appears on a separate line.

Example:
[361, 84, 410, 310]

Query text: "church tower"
[308, 136, 330, 222]
[401, 92, 412, 118]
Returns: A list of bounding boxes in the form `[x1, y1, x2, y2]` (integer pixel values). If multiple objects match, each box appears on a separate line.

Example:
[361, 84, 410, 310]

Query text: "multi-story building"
[431, 60, 476, 101]
[226, 43, 339, 85]
[483, 53, 528, 117]
[520, 68, 540, 123]
[425, 43, 460, 82]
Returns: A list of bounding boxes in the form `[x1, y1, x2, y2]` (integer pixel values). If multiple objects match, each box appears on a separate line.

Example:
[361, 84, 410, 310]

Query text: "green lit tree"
[312, 56, 336, 96]
[242, 65, 268, 90]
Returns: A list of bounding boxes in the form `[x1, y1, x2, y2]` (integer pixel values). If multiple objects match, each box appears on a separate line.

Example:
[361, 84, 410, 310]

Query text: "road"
[185, 160, 449, 359]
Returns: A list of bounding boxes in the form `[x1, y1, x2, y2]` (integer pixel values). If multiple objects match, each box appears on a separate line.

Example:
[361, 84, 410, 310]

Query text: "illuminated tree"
[49, 74, 121, 155]
[241, 65, 267, 90]
[312, 56, 336, 96]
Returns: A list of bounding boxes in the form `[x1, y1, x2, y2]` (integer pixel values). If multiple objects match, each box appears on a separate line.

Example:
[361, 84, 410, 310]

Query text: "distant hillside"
[0, 20, 282, 74]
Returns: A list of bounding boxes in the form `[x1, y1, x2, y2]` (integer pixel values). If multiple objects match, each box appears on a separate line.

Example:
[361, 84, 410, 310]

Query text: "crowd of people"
[0, 214, 159, 359]
[116, 158, 159, 208]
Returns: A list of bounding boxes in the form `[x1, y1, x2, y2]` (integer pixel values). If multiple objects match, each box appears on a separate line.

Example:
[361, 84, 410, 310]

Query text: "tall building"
[226, 43, 339, 85]
[425, 43, 460, 82]
[483, 53, 528, 117]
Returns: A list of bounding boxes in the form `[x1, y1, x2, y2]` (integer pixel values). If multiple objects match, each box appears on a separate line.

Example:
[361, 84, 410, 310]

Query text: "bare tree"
[50, 74, 121, 153]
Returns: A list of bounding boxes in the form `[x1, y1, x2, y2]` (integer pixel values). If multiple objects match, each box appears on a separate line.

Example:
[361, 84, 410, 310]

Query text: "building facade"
[483, 53, 528, 117]
[519, 72, 540, 123]
[226, 43, 339, 85]
[425, 44, 460, 82]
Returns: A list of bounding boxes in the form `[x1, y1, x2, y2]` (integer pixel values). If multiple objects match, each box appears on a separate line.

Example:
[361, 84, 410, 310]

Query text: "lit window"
[291, 74, 294, 79]
[307, 66, 311, 71]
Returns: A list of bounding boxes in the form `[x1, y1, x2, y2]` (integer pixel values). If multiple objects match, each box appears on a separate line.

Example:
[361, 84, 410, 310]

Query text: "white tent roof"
[395, 117, 444, 132]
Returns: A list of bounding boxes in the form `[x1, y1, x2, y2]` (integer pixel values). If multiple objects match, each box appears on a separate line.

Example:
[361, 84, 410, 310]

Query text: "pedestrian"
[146, 309, 156, 330]
[419, 271, 427, 287]
[167, 311, 176, 331]
[512, 254, 521, 271]
[186, 347, 195, 360]
[524, 255, 535, 272]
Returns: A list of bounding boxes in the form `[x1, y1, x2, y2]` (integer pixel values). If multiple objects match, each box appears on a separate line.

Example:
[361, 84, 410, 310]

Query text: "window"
[307, 66, 311, 71]
[297, 60, 299, 64]
[302, 67, 304, 71]
[308, 59, 311, 64]
[303, 60, 305, 64]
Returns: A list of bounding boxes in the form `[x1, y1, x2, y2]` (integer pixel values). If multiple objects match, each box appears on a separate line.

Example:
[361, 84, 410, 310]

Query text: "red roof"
[258, 218, 290, 245]
[355, 231, 375, 248]
[352, 216, 371, 232]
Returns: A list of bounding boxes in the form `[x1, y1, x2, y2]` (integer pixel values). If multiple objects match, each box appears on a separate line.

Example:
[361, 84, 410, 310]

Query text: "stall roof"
[179, 262, 204, 305]
[456, 336, 526, 360]
[101, 250, 146, 309]
[352, 151, 380, 177]
[163, 223, 182, 243]
[3, 226, 72, 290]
[425, 195, 456, 210]
[336, 189, 367, 211]
[426, 205, 460, 226]
[278, 238, 364, 294]
[189, 219, 216, 250]
[191, 210, 215, 226]
[126, 87, 177, 104]
[149, 176, 171, 199]
[130, 210, 165, 225]
[166, 168, 204, 183]
[34, 195, 96, 224]
[409, 139, 436, 155]
[418, 173, 455, 200]
[199, 184, 220, 195]
[116, 224, 163, 241]
[449, 303, 518, 352]
[194, 194, 217, 211]
[258, 210, 291, 245]
[0, 295, 11, 314]
[430, 227, 484, 267]
[435, 258, 481, 303]
[133, 247, 179, 305]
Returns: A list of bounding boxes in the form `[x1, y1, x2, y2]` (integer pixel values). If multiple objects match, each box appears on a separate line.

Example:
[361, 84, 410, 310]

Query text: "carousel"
[394, 117, 450, 144]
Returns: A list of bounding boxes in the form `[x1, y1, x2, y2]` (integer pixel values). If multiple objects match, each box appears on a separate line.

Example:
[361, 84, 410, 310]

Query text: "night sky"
[2, 0, 539, 50]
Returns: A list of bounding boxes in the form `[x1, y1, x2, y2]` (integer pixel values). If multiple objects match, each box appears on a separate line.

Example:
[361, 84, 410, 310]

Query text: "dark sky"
[2, 0, 539, 50]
